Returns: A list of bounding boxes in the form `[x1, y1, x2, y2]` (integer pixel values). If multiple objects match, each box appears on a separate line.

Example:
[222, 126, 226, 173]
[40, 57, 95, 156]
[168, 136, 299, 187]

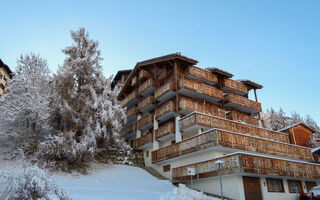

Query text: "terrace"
[224, 93, 262, 114]
[137, 113, 153, 131]
[151, 128, 312, 164]
[223, 79, 249, 96]
[178, 79, 223, 104]
[179, 112, 289, 143]
[138, 95, 155, 114]
[155, 100, 176, 123]
[133, 132, 153, 150]
[172, 153, 320, 183]
[154, 81, 175, 105]
[185, 66, 218, 86]
[138, 78, 155, 98]
[155, 122, 175, 141]
[120, 90, 138, 109]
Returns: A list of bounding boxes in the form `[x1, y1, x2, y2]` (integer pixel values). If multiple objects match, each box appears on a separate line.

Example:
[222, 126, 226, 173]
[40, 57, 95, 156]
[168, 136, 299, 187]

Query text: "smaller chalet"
[279, 122, 317, 148]
[0, 59, 13, 94]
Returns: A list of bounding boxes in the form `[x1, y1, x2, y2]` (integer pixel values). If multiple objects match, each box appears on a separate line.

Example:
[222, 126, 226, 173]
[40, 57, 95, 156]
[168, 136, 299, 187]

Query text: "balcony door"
[243, 176, 263, 200]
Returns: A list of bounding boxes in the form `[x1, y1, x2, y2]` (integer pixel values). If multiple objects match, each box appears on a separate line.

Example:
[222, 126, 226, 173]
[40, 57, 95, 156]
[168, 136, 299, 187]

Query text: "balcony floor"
[139, 104, 155, 114]
[156, 132, 175, 142]
[185, 74, 216, 86]
[135, 142, 153, 150]
[157, 91, 176, 106]
[157, 111, 176, 123]
[178, 89, 221, 104]
[225, 102, 260, 115]
[124, 98, 139, 110]
[138, 122, 153, 132]
[223, 86, 247, 96]
[140, 86, 155, 98]
[123, 131, 136, 140]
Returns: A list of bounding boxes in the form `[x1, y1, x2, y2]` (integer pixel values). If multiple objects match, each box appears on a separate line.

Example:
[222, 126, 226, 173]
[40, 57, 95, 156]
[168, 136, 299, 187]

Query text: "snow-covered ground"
[0, 160, 218, 200]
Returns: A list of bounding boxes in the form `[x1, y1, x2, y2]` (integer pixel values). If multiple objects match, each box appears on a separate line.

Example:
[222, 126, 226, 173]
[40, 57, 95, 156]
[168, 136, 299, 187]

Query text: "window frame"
[266, 178, 284, 193]
[163, 165, 170, 172]
[287, 180, 303, 193]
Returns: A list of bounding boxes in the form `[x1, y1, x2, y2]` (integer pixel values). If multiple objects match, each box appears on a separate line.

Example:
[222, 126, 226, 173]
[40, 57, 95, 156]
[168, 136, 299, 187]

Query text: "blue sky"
[1, 0, 320, 123]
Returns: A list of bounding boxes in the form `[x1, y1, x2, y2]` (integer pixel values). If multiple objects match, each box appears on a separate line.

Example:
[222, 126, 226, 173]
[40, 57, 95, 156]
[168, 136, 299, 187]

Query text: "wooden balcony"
[138, 79, 155, 97]
[152, 129, 312, 164]
[155, 100, 176, 122]
[155, 122, 175, 141]
[179, 96, 226, 118]
[178, 79, 223, 104]
[185, 66, 218, 86]
[172, 153, 320, 183]
[137, 113, 153, 131]
[138, 96, 155, 114]
[154, 81, 175, 105]
[179, 112, 289, 143]
[126, 107, 138, 123]
[120, 123, 137, 139]
[224, 93, 262, 114]
[138, 69, 150, 81]
[120, 90, 138, 109]
[223, 79, 249, 96]
[227, 110, 264, 127]
[133, 132, 153, 150]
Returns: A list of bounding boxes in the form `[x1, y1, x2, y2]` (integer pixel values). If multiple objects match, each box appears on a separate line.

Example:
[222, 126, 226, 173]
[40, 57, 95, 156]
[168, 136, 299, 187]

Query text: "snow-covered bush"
[39, 28, 130, 171]
[160, 184, 217, 200]
[0, 54, 51, 155]
[0, 156, 71, 200]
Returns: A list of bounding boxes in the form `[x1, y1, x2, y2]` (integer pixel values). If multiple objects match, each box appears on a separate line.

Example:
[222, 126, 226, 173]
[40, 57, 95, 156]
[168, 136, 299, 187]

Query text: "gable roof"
[278, 122, 317, 133]
[118, 53, 198, 99]
[111, 69, 132, 89]
[0, 59, 13, 78]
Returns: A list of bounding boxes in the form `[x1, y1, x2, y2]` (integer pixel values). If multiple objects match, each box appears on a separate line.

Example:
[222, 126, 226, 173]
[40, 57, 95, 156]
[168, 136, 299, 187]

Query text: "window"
[171, 140, 176, 145]
[146, 151, 149, 158]
[266, 178, 284, 192]
[287, 180, 303, 193]
[163, 165, 170, 172]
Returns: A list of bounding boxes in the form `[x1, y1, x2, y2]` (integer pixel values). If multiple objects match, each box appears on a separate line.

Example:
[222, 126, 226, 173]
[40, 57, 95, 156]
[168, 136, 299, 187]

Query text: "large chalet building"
[113, 53, 320, 200]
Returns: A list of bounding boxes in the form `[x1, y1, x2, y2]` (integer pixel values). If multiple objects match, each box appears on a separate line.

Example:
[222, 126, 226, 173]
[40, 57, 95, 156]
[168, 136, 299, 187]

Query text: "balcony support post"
[153, 115, 159, 150]
[175, 115, 182, 142]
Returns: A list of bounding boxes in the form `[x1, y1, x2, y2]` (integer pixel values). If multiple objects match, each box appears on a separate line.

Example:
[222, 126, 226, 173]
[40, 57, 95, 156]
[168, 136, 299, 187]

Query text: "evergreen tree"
[38, 28, 129, 170]
[0, 54, 51, 153]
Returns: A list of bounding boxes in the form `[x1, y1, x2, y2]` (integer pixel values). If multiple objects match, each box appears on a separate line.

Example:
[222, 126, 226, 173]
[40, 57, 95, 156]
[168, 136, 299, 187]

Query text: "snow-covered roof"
[237, 79, 263, 89]
[205, 67, 233, 78]
[312, 146, 320, 153]
[277, 122, 317, 133]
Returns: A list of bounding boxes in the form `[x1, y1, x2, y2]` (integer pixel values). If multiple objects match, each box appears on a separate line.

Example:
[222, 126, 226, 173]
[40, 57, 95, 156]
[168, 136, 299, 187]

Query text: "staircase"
[141, 166, 168, 180]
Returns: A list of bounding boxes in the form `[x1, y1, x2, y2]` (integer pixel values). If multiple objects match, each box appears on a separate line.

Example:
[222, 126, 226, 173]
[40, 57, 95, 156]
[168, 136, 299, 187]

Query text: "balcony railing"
[152, 129, 312, 164]
[179, 96, 226, 118]
[227, 110, 264, 127]
[224, 79, 249, 95]
[139, 69, 150, 81]
[155, 122, 175, 141]
[125, 106, 138, 123]
[133, 132, 153, 150]
[138, 96, 154, 113]
[138, 79, 155, 97]
[224, 93, 262, 114]
[154, 81, 175, 103]
[155, 100, 176, 122]
[179, 112, 289, 143]
[120, 90, 138, 108]
[172, 153, 320, 183]
[185, 66, 218, 86]
[120, 123, 136, 138]
[137, 113, 153, 131]
[179, 79, 223, 104]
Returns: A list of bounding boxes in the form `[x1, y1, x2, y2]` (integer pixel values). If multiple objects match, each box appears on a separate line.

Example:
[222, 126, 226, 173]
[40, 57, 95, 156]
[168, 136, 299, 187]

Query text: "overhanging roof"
[278, 122, 317, 133]
[0, 59, 13, 78]
[118, 53, 198, 99]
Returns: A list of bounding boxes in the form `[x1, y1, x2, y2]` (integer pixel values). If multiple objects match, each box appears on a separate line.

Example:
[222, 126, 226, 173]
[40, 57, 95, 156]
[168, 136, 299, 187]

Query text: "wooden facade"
[279, 123, 315, 147]
[172, 153, 320, 182]
[114, 53, 319, 198]
[180, 112, 289, 143]
[152, 129, 312, 164]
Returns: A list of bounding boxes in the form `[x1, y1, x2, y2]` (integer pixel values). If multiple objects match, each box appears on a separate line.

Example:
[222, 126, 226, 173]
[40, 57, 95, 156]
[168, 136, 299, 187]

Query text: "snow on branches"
[39, 28, 129, 170]
[0, 152, 71, 200]
[0, 54, 51, 154]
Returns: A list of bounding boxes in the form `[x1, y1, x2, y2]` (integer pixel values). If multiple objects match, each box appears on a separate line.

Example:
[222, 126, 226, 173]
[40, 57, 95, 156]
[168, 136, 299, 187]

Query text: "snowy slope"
[0, 161, 218, 200]
[53, 164, 175, 200]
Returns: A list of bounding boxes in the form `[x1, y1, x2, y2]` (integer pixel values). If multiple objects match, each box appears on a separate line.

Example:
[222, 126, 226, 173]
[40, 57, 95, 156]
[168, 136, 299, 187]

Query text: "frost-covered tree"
[0, 54, 51, 153]
[0, 152, 71, 200]
[38, 28, 129, 170]
[263, 108, 290, 131]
